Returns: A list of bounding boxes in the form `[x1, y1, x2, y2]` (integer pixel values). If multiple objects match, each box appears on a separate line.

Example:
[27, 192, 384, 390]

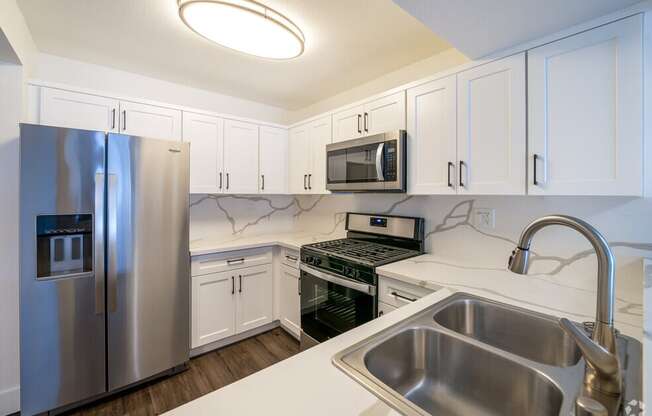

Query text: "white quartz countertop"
[190, 231, 343, 256]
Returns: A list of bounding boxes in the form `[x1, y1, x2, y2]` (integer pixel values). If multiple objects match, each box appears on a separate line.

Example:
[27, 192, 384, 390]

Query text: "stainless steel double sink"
[333, 293, 642, 416]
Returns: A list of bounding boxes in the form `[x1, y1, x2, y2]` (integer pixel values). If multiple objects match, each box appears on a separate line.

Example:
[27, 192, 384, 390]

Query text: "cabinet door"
[528, 15, 643, 196]
[407, 75, 457, 194]
[236, 264, 273, 334]
[119, 101, 182, 141]
[332, 105, 363, 143]
[308, 116, 332, 194]
[457, 53, 526, 195]
[183, 112, 224, 194]
[363, 91, 406, 136]
[40, 87, 119, 132]
[279, 265, 300, 338]
[288, 124, 310, 194]
[223, 119, 259, 194]
[259, 126, 288, 194]
[378, 302, 397, 317]
[191, 271, 236, 348]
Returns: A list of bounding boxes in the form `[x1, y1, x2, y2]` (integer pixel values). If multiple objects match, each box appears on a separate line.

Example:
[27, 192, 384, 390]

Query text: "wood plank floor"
[62, 328, 300, 416]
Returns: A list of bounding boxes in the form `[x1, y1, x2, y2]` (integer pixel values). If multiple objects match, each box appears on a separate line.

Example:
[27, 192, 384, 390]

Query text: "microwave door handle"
[375, 143, 385, 181]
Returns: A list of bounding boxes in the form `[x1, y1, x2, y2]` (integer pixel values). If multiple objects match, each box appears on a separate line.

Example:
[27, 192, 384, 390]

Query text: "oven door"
[326, 131, 405, 192]
[300, 264, 376, 347]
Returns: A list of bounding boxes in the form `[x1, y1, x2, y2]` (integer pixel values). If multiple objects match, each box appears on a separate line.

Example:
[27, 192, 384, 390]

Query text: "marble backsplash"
[190, 193, 651, 339]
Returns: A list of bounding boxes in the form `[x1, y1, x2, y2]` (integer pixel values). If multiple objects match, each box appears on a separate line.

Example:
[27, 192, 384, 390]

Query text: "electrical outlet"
[474, 208, 495, 229]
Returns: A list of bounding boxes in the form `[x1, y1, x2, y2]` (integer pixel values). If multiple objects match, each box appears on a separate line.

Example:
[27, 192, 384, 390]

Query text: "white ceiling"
[17, 0, 451, 110]
[393, 0, 643, 59]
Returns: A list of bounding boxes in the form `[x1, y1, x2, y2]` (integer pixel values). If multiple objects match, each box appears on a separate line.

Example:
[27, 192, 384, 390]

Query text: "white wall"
[31, 53, 290, 125]
[287, 49, 469, 123]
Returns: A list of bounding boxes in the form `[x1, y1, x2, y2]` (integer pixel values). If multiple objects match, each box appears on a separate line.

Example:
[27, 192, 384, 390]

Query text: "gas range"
[299, 213, 425, 350]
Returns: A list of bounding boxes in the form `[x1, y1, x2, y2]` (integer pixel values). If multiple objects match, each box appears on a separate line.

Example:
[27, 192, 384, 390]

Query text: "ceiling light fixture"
[178, 0, 305, 59]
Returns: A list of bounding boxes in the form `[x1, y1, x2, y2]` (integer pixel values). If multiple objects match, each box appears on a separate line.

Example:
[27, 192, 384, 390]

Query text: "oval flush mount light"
[178, 0, 305, 59]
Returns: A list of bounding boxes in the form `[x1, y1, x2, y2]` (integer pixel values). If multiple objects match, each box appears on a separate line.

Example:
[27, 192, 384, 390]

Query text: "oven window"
[300, 270, 375, 343]
[327, 142, 384, 184]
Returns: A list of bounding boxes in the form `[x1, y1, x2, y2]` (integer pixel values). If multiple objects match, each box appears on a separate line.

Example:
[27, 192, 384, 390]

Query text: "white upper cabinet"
[118, 101, 182, 141]
[288, 124, 311, 193]
[235, 264, 273, 334]
[332, 92, 406, 143]
[40, 88, 119, 132]
[364, 91, 406, 136]
[528, 15, 643, 196]
[407, 75, 457, 194]
[307, 116, 332, 194]
[332, 105, 363, 143]
[259, 126, 289, 194]
[457, 52, 526, 195]
[183, 112, 223, 194]
[223, 119, 259, 194]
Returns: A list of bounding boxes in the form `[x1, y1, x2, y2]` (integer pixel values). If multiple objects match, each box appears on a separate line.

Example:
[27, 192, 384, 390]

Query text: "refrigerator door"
[19, 124, 107, 415]
[106, 134, 190, 390]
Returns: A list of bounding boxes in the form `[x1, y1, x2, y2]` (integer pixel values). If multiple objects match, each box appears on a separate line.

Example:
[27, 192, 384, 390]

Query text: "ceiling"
[17, 0, 451, 110]
[393, 0, 643, 59]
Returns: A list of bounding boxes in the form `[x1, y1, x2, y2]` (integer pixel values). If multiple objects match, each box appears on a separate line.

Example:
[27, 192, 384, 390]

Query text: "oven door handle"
[300, 263, 376, 296]
[375, 142, 385, 181]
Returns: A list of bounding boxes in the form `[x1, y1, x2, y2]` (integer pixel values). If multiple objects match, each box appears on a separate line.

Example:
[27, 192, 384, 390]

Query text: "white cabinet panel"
[308, 116, 332, 194]
[183, 112, 223, 194]
[378, 302, 397, 317]
[279, 264, 300, 338]
[528, 15, 643, 196]
[407, 75, 457, 194]
[363, 91, 406, 136]
[223, 119, 259, 194]
[259, 126, 288, 194]
[457, 53, 526, 195]
[288, 124, 310, 193]
[40, 88, 119, 132]
[332, 105, 363, 143]
[236, 264, 273, 333]
[119, 101, 182, 141]
[192, 270, 236, 348]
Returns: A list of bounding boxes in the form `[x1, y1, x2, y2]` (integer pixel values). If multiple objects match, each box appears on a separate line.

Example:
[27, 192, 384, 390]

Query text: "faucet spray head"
[507, 247, 530, 274]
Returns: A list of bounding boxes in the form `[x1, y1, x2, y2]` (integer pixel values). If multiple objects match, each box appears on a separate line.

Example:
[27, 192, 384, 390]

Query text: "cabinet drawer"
[280, 248, 300, 269]
[191, 247, 273, 277]
[378, 276, 435, 309]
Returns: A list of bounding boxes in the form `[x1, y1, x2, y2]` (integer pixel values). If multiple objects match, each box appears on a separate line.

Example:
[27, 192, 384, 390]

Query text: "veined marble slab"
[190, 231, 345, 256]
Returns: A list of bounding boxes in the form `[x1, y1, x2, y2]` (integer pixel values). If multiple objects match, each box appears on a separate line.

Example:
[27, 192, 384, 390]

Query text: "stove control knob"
[314, 258, 322, 266]
[305, 256, 314, 264]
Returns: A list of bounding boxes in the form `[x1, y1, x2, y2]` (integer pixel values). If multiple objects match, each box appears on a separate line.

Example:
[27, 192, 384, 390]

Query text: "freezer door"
[106, 134, 190, 390]
[19, 124, 107, 415]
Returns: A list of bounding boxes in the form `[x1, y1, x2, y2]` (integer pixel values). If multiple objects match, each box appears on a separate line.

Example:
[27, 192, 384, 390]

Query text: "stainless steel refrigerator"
[19, 124, 190, 415]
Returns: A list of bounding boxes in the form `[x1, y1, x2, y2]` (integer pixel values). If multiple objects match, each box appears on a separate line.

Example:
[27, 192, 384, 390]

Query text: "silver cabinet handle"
[94, 173, 105, 315]
[391, 291, 417, 303]
[459, 160, 466, 188]
[308, 174, 312, 190]
[227, 257, 245, 265]
[238, 274, 242, 293]
[285, 255, 298, 262]
[357, 114, 362, 134]
[447, 162, 455, 188]
[231, 276, 235, 295]
[261, 174, 265, 191]
[122, 110, 126, 131]
[303, 174, 307, 190]
[219, 172, 222, 189]
[111, 109, 116, 130]
[364, 112, 369, 132]
[226, 173, 230, 190]
[533, 154, 540, 186]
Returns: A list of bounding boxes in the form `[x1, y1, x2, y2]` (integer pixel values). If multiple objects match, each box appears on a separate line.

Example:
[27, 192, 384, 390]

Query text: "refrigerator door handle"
[107, 173, 118, 313]
[94, 173, 105, 315]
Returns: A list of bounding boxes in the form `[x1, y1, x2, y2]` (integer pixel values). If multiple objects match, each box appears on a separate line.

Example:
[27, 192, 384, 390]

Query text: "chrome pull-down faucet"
[507, 215, 622, 396]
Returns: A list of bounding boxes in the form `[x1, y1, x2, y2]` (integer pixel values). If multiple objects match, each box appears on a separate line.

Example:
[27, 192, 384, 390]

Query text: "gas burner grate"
[304, 238, 419, 266]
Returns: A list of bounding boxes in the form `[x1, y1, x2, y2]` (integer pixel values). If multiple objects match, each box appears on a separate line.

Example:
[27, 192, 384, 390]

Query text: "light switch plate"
[473, 208, 495, 229]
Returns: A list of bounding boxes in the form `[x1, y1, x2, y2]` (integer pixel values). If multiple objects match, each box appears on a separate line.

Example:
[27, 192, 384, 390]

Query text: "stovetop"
[302, 238, 421, 267]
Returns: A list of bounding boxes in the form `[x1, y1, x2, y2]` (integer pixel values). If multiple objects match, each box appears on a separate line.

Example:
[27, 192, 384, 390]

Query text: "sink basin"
[364, 327, 563, 416]
[433, 297, 581, 367]
[333, 293, 642, 416]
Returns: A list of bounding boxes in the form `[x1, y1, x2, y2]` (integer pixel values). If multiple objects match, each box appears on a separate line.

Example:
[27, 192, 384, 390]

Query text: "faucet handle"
[559, 318, 622, 395]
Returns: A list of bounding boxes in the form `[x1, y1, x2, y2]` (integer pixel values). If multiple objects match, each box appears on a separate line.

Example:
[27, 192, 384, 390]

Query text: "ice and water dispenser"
[36, 214, 93, 279]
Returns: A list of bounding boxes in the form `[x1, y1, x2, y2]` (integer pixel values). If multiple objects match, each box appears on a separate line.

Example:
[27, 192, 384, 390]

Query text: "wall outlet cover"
[473, 208, 495, 229]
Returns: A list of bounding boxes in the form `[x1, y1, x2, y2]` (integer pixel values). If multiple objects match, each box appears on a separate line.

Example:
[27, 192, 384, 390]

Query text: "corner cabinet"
[332, 91, 406, 143]
[528, 15, 643, 196]
[288, 116, 332, 194]
[456, 52, 526, 195]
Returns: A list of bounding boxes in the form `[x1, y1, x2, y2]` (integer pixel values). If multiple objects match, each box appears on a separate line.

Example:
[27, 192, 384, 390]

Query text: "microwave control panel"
[383, 140, 397, 182]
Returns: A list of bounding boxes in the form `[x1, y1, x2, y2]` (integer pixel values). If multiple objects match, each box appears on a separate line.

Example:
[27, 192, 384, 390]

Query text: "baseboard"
[190, 320, 280, 357]
[0, 385, 19, 416]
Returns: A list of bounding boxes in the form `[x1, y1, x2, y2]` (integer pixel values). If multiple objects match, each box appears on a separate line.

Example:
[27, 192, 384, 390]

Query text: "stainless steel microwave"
[326, 130, 406, 192]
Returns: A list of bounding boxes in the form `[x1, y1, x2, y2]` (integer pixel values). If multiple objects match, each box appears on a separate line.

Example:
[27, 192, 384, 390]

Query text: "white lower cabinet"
[191, 252, 273, 349]
[278, 264, 301, 338]
[236, 264, 274, 333]
[378, 302, 397, 317]
[192, 270, 236, 348]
